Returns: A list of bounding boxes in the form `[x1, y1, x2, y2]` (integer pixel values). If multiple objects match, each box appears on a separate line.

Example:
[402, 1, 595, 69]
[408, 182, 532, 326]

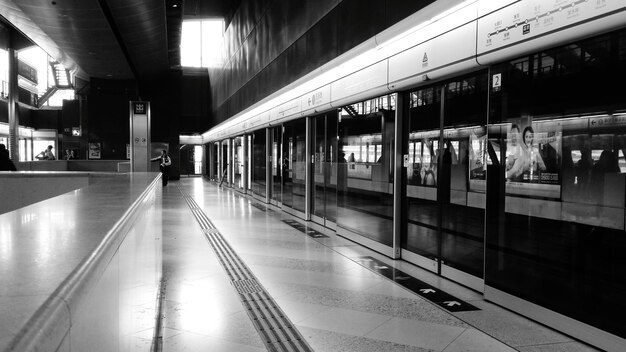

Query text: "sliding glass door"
[403, 71, 488, 290]
[311, 113, 339, 228]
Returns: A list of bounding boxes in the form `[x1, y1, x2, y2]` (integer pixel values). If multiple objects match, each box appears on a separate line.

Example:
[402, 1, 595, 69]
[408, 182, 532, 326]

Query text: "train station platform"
[157, 178, 599, 352]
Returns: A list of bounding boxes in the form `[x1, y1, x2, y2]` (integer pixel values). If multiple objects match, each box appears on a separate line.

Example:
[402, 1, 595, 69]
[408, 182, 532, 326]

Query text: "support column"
[393, 93, 408, 259]
[266, 128, 271, 203]
[242, 136, 248, 192]
[129, 101, 151, 172]
[8, 47, 19, 161]
[305, 117, 312, 220]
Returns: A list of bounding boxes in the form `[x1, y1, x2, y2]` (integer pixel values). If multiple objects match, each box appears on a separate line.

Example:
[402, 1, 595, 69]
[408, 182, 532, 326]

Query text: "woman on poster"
[507, 126, 546, 181]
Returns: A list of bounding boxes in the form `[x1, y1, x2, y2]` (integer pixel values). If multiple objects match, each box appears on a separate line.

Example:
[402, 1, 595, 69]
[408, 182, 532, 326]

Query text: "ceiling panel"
[105, 0, 169, 78]
[0, 0, 133, 79]
[0, 0, 235, 82]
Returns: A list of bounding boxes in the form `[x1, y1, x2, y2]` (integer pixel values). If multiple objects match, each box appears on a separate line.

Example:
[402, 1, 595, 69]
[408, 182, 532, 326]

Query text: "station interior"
[1, 1, 626, 351]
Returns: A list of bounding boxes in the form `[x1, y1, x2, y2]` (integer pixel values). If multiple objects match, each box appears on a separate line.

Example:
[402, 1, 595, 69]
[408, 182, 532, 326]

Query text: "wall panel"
[210, 0, 435, 125]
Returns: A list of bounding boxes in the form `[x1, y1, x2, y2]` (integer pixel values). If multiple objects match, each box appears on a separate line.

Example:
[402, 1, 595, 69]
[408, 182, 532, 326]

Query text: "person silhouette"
[0, 143, 17, 171]
[151, 149, 172, 186]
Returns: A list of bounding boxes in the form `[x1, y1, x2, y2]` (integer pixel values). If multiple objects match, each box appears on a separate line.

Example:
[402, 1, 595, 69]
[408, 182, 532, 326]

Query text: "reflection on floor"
[159, 178, 600, 352]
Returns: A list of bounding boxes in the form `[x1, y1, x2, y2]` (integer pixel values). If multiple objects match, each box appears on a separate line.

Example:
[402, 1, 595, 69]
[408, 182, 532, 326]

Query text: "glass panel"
[247, 135, 252, 191]
[312, 115, 325, 219]
[233, 136, 243, 189]
[227, 139, 232, 184]
[271, 126, 282, 204]
[282, 126, 293, 208]
[486, 28, 626, 338]
[326, 113, 339, 223]
[337, 94, 395, 246]
[405, 86, 441, 260]
[212, 142, 219, 180]
[441, 72, 488, 278]
[252, 129, 266, 197]
[193, 145, 203, 175]
[283, 119, 306, 212]
[221, 140, 228, 182]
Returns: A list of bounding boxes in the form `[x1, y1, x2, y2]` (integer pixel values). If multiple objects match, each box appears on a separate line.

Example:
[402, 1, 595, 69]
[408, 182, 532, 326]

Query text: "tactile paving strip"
[179, 188, 314, 352]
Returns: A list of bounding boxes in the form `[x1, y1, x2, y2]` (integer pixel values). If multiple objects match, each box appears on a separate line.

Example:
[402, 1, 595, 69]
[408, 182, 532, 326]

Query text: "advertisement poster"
[505, 118, 562, 198]
[407, 135, 439, 187]
[89, 142, 101, 159]
[469, 130, 487, 191]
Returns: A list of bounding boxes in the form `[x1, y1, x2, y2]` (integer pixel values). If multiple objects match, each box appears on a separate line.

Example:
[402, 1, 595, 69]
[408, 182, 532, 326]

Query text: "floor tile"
[365, 317, 465, 350]
[272, 282, 468, 327]
[443, 328, 517, 352]
[296, 326, 358, 352]
[516, 341, 601, 352]
[297, 307, 392, 336]
[273, 298, 333, 324]
[251, 266, 385, 292]
[162, 330, 266, 352]
[455, 300, 573, 347]
[345, 336, 438, 352]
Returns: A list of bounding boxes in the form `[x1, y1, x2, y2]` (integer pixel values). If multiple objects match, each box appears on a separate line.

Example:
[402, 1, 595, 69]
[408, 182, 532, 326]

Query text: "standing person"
[36, 145, 56, 160]
[151, 149, 172, 186]
[0, 143, 17, 171]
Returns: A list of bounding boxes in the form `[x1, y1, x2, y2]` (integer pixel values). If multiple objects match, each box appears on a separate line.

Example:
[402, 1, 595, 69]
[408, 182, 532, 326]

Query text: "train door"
[311, 113, 338, 229]
[402, 71, 488, 291]
[270, 125, 282, 206]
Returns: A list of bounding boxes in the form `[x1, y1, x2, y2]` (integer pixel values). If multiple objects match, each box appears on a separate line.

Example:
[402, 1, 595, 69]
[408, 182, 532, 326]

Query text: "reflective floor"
[159, 178, 599, 352]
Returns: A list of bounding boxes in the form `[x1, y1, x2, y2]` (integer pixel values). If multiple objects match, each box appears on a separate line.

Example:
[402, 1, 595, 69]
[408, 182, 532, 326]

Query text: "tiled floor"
[159, 178, 600, 352]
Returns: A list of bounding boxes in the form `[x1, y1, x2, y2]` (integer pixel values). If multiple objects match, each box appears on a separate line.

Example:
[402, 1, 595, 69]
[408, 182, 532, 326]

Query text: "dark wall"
[60, 99, 86, 158]
[139, 70, 183, 180]
[210, 0, 435, 124]
[180, 68, 212, 133]
[0, 100, 35, 127]
[87, 78, 137, 160]
[31, 109, 61, 130]
[0, 100, 7, 123]
[81, 74, 184, 179]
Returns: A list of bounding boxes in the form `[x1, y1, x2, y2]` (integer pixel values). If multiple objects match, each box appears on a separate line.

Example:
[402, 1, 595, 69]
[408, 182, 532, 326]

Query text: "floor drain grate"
[178, 187, 314, 352]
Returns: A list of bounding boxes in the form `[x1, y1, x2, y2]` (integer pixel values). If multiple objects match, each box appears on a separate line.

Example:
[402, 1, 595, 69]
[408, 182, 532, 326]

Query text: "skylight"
[181, 19, 225, 68]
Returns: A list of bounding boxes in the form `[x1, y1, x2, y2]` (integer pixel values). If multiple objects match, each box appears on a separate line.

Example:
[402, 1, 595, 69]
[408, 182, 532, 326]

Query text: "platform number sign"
[492, 73, 502, 92]
[133, 102, 146, 114]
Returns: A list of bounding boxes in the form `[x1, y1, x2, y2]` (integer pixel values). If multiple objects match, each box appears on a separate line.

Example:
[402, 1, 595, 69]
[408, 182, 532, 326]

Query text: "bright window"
[18, 46, 74, 107]
[0, 49, 8, 98]
[181, 19, 225, 68]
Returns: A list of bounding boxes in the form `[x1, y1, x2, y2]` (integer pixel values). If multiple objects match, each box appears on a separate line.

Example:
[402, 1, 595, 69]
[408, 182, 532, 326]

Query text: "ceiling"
[0, 0, 235, 81]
